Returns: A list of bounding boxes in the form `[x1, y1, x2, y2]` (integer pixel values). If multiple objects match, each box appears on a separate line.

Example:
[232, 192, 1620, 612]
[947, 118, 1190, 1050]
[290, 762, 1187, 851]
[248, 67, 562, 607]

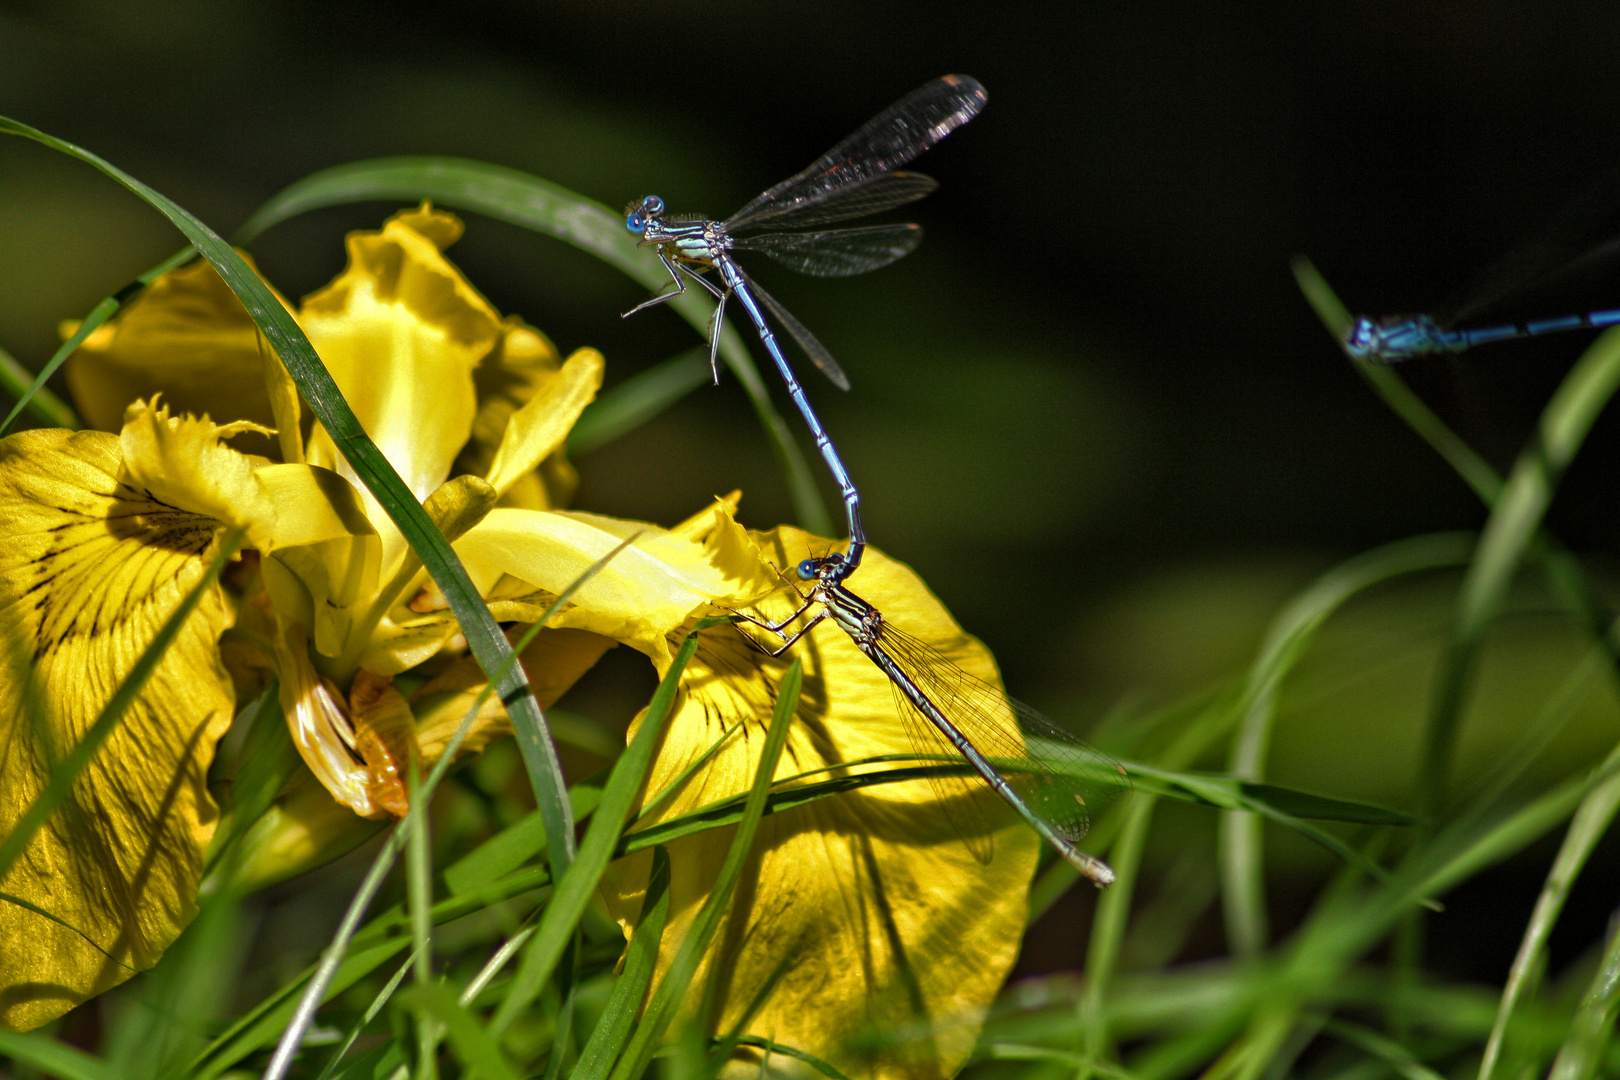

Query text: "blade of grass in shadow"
[1422, 326, 1620, 812]
[0, 529, 242, 883]
[0, 340, 79, 429]
[1292, 257, 1501, 502]
[0, 118, 578, 887]
[0, 246, 193, 438]
[0, 1031, 113, 1080]
[569, 348, 713, 457]
[1219, 532, 1473, 958]
[489, 618, 730, 1034]
[573, 849, 671, 1080]
[608, 659, 803, 1080]
[234, 156, 831, 536]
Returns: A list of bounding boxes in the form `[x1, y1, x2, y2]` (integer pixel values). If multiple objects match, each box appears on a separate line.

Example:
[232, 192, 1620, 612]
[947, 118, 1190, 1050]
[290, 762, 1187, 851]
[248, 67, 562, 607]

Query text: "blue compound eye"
[796, 559, 817, 581]
[625, 213, 645, 234]
[643, 195, 664, 215]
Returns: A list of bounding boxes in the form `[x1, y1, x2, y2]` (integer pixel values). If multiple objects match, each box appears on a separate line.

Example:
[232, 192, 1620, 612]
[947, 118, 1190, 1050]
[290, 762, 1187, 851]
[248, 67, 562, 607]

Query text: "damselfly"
[736, 557, 1129, 886]
[623, 74, 987, 584]
[1344, 178, 1620, 362]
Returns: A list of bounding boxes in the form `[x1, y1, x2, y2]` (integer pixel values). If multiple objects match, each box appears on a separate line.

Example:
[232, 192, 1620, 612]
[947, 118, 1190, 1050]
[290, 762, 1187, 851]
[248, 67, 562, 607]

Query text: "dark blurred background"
[6, 0, 1620, 979]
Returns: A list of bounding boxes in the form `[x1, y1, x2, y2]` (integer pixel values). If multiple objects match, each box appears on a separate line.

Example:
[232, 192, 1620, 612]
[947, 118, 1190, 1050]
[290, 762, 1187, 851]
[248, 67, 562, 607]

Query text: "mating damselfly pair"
[622, 75, 1129, 885]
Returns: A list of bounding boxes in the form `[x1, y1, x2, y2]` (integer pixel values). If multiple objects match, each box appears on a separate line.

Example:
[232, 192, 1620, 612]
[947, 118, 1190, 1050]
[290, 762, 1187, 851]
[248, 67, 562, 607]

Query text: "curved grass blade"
[0, 340, 78, 429]
[608, 660, 803, 1080]
[312, 950, 416, 1080]
[0, 118, 578, 886]
[1546, 907, 1620, 1080]
[1219, 532, 1474, 958]
[730, 1036, 853, 1080]
[1293, 257, 1502, 503]
[0, 246, 193, 438]
[233, 156, 831, 536]
[1423, 326, 1620, 811]
[0, 528, 243, 883]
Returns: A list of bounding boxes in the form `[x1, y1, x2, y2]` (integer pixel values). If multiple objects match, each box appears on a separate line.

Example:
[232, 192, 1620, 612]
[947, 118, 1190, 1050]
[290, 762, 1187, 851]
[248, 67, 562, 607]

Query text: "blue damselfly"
[624, 74, 987, 584]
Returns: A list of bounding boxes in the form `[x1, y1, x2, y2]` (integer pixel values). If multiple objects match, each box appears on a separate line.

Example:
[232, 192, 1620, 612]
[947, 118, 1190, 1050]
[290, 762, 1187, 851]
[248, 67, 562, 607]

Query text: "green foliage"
[2, 128, 1620, 1080]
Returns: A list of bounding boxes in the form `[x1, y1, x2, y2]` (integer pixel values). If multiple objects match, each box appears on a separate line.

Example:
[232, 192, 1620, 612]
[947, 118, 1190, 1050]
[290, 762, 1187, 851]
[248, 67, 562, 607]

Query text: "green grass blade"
[569, 348, 713, 456]
[0, 529, 242, 883]
[608, 659, 802, 1080]
[1082, 791, 1156, 1069]
[0, 246, 192, 438]
[0, 340, 79, 429]
[488, 624, 712, 1034]
[234, 156, 831, 535]
[395, 983, 522, 1080]
[729, 1036, 854, 1080]
[1546, 906, 1620, 1080]
[314, 951, 417, 1080]
[0, 1031, 114, 1080]
[0, 116, 579, 885]
[1478, 749, 1620, 1080]
[1219, 532, 1473, 956]
[1423, 327, 1620, 809]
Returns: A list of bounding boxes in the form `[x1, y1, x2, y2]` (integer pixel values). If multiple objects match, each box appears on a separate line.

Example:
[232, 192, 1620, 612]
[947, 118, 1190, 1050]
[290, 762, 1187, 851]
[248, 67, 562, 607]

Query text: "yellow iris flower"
[0, 205, 1037, 1080]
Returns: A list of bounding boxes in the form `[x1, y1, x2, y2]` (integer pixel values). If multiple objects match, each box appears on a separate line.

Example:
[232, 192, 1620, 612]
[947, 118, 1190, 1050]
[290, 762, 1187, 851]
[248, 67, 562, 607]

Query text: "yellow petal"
[455, 320, 581, 511]
[118, 398, 277, 547]
[62, 255, 293, 435]
[483, 347, 603, 500]
[600, 525, 1037, 1080]
[300, 205, 502, 571]
[451, 505, 780, 665]
[0, 429, 235, 1031]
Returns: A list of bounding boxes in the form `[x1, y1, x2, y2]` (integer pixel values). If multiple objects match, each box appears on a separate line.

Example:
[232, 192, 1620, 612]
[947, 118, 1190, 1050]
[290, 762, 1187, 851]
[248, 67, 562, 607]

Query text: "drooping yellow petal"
[0, 429, 235, 1031]
[451, 505, 780, 665]
[62, 255, 292, 435]
[300, 205, 502, 571]
[483, 346, 603, 501]
[600, 523, 1038, 1080]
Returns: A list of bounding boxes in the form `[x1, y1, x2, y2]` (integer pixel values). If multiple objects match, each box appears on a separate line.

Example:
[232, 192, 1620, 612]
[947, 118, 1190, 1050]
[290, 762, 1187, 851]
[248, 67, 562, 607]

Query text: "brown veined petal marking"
[0, 428, 235, 1032]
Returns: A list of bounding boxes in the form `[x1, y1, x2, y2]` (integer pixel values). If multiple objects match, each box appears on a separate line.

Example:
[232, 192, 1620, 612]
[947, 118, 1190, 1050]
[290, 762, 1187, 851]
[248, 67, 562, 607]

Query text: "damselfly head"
[624, 195, 665, 235]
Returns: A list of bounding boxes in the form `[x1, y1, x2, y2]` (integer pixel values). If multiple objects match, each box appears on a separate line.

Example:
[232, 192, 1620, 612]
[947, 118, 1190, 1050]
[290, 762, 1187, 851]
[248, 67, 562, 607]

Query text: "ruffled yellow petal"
[0, 429, 235, 1031]
[62, 255, 292, 435]
[300, 205, 502, 571]
[118, 399, 277, 546]
[600, 523, 1037, 1080]
[483, 347, 603, 500]
[451, 506, 780, 665]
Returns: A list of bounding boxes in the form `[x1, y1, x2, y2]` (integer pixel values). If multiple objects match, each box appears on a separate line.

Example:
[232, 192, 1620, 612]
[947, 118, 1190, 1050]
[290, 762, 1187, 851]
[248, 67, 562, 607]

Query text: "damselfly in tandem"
[735, 557, 1130, 886]
[623, 74, 987, 585]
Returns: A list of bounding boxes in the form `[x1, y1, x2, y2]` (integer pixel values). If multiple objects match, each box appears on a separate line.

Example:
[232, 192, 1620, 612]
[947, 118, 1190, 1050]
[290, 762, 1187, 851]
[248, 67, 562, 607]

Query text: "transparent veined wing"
[876, 622, 1132, 845]
[723, 74, 986, 233]
[734, 270, 852, 390]
[732, 223, 923, 277]
[727, 172, 938, 232]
